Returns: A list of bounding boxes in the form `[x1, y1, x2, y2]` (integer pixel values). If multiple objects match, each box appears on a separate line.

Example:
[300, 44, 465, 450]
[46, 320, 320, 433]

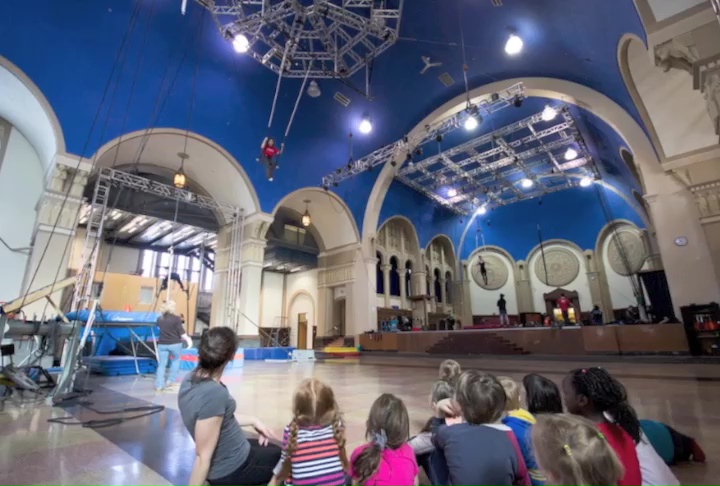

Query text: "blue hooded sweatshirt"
[502, 409, 544, 485]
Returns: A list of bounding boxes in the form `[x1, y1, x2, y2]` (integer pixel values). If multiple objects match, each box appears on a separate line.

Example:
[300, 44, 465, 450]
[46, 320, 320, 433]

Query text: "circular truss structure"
[198, 0, 404, 79]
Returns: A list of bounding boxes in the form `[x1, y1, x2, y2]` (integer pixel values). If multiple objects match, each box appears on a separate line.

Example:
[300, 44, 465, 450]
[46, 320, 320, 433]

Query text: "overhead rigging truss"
[196, 0, 404, 79]
[395, 106, 599, 214]
[321, 82, 527, 189]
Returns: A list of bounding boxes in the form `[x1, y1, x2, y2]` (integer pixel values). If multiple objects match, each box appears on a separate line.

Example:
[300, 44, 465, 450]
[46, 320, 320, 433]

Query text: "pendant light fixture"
[174, 152, 189, 189]
[301, 199, 312, 227]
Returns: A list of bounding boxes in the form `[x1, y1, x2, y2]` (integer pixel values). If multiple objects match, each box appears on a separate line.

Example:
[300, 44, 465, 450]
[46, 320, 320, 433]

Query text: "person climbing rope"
[258, 137, 283, 182]
[478, 256, 488, 285]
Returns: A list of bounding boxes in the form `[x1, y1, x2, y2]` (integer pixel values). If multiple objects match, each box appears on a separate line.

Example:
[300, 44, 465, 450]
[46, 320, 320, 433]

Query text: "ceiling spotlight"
[448, 188, 457, 198]
[564, 147, 578, 161]
[542, 105, 558, 122]
[505, 33, 523, 56]
[464, 116, 479, 131]
[307, 80, 321, 98]
[232, 33, 250, 53]
[580, 176, 593, 187]
[521, 178, 533, 189]
[359, 115, 373, 134]
[301, 200, 312, 227]
[476, 205, 487, 215]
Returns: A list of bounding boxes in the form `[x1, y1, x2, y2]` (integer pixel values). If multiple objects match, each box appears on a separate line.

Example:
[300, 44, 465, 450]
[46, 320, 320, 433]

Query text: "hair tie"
[597, 432, 606, 441]
[563, 444, 572, 456]
[371, 429, 387, 450]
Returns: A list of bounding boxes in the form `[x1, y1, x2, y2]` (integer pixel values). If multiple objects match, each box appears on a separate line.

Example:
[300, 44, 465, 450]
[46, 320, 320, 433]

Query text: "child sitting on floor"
[532, 413, 624, 486]
[639, 419, 705, 465]
[350, 393, 418, 486]
[431, 370, 530, 485]
[438, 359, 461, 387]
[409, 380, 455, 456]
[269, 379, 348, 486]
[498, 376, 544, 485]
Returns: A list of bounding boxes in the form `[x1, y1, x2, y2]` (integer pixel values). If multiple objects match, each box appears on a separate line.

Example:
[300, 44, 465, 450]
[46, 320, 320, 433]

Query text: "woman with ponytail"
[269, 379, 348, 486]
[350, 394, 418, 485]
[563, 367, 679, 486]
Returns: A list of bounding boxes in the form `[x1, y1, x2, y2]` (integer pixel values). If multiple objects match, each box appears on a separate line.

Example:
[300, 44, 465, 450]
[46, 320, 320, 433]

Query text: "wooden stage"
[358, 324, 690, 355]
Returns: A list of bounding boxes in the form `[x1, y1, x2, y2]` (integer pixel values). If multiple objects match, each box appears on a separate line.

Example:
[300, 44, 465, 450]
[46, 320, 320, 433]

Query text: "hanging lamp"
[174, 152, 189, 189]
[301, 199, 312, 227]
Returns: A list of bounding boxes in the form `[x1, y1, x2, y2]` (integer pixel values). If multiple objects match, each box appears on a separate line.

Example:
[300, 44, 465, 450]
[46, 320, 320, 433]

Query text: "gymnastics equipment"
[197, 0, 404, 80]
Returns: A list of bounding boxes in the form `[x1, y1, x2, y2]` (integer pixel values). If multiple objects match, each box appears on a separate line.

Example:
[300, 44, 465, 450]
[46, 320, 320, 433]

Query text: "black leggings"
[260, 154, 277, 179]
[208, 439, 282, 486]
[666, 425, 695, 463]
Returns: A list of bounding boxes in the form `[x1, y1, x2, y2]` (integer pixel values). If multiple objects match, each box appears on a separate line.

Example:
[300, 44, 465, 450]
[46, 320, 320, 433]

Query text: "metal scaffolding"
[197, 0, 404, 79]
[395, 105, 598, 214]
[321, 82, 527, 188]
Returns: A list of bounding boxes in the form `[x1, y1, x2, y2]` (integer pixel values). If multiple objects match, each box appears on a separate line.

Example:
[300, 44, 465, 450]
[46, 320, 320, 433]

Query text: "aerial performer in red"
[259, 137, 283, 182]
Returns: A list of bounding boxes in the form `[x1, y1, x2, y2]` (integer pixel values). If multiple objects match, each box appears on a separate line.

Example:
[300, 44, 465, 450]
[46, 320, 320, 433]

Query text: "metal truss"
[321, 83, 526, 187]
[391, 105, 597, 214]
[197, 0, 404, 79]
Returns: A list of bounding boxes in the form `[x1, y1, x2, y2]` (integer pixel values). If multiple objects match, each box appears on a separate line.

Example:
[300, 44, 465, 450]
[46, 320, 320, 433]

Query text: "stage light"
[464, 116, 478, 131]
[476, 205, 487, 215]
[513, 94, 524, 108]
[301, 200, 312, 227]
[505, 34, 523, 56]
[564, 147, 578, 161]
[521, 178, 533, 189]
[580, 176, 593, 187]
[448, 188, 457, 198]
[359, 115, 373, 134]
[542, 105, 557, 121]
[232, 34, 250, 53]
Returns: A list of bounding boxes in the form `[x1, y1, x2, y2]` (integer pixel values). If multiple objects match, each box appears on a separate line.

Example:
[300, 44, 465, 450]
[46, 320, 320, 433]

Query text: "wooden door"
[298, 313, 308, 350]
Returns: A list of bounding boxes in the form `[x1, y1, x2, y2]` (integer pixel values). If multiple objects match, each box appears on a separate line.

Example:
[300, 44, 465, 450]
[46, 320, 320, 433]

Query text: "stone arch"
[424, 234, 457, 272]
[286, 289, 316, 350]
[361, 77, 676, 262]
[0, 55, 65, 171]
[377, 215, 422, 258]
[93, 129, 261, 222]
[617, 34, 718, 161]
[465, 245, 519, 316]
[272, 187, 360, 253]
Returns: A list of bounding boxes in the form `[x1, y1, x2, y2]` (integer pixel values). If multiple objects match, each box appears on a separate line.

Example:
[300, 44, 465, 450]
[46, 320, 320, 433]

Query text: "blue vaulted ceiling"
[0, 0, 648, 253]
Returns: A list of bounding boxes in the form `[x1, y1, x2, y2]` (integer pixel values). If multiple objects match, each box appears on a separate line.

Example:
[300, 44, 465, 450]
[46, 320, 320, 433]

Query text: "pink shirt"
[350, 442, 418, 486]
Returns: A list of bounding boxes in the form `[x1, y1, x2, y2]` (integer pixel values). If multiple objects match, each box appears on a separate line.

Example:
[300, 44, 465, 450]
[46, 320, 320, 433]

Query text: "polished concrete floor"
[0, 356, 717, 485]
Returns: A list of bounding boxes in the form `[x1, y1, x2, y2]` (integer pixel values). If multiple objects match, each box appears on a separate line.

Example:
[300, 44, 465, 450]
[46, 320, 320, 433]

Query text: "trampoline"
[65, 310, 161, 375]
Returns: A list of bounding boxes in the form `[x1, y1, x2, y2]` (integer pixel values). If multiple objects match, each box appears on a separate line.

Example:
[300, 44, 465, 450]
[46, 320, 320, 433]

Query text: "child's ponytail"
[352, 430, 386, 484]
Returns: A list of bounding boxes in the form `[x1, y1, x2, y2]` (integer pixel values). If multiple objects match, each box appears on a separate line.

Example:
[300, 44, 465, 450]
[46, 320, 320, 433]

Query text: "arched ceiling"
[0, 0, 646, 218]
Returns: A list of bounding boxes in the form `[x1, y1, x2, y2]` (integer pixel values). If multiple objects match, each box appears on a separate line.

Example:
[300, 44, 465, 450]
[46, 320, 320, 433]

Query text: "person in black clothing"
[155, 300, 192, 392]
[497, 294, 509, 327]
[478, 256, 488, 285]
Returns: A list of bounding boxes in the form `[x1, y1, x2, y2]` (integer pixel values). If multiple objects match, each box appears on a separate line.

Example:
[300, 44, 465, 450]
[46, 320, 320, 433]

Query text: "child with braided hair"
[269, 379, 348, 486]
[531, 413, 624, 486]
[564, 367, 676, 486]
[350, 394, 418, 485]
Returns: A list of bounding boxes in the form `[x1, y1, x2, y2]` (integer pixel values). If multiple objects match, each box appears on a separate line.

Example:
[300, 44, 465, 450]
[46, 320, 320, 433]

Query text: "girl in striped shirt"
[269, 379, 349, 486]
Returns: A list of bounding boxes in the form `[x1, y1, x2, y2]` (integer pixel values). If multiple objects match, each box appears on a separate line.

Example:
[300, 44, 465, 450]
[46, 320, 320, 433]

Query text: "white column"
[349, 256, 377, 335]
[317, 285, 334, 336]
[646, 191, 720, 315]
[381, 263, 391, 308]
[22, 165, 88, 319]
[439, 276, 447, 311]
[399, 269, 407, 309]
[237, 261, 263, 335]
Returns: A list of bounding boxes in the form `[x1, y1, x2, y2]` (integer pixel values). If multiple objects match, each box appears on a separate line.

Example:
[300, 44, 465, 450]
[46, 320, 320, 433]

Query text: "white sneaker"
[155, 387, 164, 393]
[164, 383, 180, 393]
[268, 177, 274, 182]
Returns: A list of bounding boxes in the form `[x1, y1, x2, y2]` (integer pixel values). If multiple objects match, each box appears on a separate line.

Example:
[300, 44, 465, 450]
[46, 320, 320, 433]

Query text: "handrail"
[0, 236, 31, 254]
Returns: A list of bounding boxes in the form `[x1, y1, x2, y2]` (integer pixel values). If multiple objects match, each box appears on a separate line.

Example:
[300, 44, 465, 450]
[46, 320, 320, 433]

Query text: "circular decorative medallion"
[608, 230, 647, 276]
[471, 254, 508, 290]
[534, 247, 580, 287]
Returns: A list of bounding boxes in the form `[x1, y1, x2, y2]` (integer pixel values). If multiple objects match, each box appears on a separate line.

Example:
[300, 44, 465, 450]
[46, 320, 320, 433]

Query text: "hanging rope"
[267, 41, 290, 130]
[457, 1, 471, 108]
[281, 63, 312, 145]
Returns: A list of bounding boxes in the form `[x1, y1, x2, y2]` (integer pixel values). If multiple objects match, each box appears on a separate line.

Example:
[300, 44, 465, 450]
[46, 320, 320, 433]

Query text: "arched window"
[434, 268, 442, 303]
[389, 256, 401, 296]
[405, 260, 413, 298]
[445, 270, 452, 305]
[376, 251, 384, 295]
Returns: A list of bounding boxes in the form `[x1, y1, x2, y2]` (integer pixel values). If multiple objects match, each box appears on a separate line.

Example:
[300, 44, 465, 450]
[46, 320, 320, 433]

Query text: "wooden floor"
[0, 355, 717, 485]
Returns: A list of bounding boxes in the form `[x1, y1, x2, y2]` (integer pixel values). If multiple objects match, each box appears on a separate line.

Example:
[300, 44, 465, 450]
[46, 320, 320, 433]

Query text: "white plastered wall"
[0, 127, 44, 301]
[286, 269, 318, 349]
[468, 251, 518, 316]
[260, 271, 285, 328]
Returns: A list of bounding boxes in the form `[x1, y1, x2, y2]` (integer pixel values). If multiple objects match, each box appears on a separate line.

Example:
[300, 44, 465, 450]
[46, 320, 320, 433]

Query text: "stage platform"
[358, 324, 690, 356]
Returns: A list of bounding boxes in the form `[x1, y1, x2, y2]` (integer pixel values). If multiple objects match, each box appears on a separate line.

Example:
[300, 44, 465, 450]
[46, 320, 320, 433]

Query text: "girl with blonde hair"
[269, 379, 348, 485]
[532, 413, 624, 486]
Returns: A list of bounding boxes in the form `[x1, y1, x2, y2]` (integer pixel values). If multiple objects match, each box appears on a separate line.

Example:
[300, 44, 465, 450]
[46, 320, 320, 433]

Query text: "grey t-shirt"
[178, 374, 250, 480]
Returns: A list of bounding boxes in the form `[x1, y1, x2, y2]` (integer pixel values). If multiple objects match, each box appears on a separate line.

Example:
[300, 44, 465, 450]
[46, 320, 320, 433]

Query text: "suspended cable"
[267, 42, 290, 130]
[457, 1, 471, 108]
[282, 63, 312, 143]
[17, 0, 144, 313]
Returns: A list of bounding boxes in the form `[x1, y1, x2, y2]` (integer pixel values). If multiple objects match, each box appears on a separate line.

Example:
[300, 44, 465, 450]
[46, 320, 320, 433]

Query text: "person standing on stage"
[557, 293, 571, 326]
[497, 294, 509, 327]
